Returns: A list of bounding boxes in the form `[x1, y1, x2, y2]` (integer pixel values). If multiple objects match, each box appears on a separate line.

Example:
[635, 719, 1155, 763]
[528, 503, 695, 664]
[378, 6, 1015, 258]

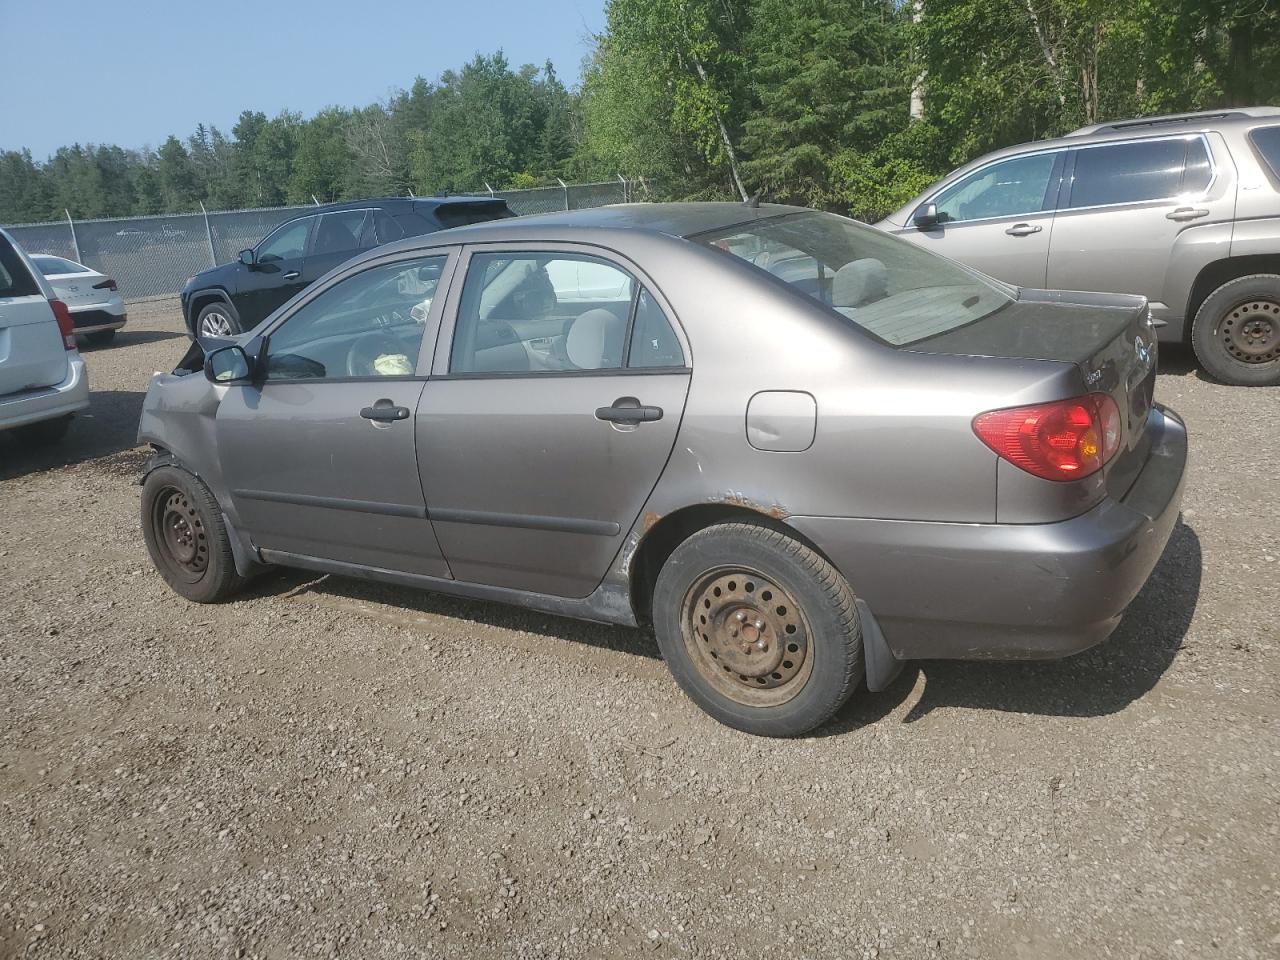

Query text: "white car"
[0, 230, 90, 445]
[29, 254, 127, 345]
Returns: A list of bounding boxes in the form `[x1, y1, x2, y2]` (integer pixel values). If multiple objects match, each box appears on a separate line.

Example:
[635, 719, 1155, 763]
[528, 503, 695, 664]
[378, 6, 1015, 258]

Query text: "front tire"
[652, 522, 863, 737]
[195, 302, 241, 339]
[1190, 274, 1280, 386]
[142, 465, 246, 603]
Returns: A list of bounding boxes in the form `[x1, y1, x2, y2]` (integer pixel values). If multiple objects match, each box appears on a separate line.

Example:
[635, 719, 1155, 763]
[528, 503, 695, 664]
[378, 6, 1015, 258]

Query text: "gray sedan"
[138, 203, 1187, 737]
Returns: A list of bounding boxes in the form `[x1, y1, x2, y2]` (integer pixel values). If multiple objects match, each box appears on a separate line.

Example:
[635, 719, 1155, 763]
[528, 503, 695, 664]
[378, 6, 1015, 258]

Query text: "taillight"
[973, 393, 1121, 481]
[92, 277, 118, 291]
[49, 299, 77, 350]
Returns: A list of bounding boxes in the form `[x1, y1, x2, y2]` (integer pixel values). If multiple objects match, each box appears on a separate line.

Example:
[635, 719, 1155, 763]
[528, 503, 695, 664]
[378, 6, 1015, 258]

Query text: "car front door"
[891, 150, 1064, 288]
[1046, 134, 1235, 311]
[215, 250, 457, 575]
[236, 215, 316, 328]
[304, 209, 371, 285]
[416, 245, 692, 598]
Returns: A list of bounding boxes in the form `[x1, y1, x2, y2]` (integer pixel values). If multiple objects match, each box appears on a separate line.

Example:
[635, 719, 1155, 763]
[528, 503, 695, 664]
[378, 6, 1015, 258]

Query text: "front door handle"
[596, 396, 663, 424]
[1005, 223, 1043, 236]
[1166, 207, 1209, 221]
[283, 270, 301, 280]
[360, 398, 410, 422]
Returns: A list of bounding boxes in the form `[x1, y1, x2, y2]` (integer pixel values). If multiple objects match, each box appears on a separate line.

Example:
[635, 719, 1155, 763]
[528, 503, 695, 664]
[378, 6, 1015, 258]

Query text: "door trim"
[232, 487, 428, 519]
[429, 507, 621, 536]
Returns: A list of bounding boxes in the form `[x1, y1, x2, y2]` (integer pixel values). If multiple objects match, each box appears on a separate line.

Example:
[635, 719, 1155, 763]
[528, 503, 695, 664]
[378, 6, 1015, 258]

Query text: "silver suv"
[879, 107, 1280, 386]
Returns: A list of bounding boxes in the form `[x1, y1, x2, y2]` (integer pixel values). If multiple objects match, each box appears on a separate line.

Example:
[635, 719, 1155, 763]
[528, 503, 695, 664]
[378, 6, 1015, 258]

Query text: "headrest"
[566, 309, 626, 369]
[832, 258, 889, 308]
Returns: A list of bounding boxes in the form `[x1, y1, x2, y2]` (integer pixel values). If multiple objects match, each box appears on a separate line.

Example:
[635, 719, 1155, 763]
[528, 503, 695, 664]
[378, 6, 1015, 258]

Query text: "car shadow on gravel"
[877, 519, 1203, 724]
[78, 329, 185, 352]
[0, 389, 147, 480]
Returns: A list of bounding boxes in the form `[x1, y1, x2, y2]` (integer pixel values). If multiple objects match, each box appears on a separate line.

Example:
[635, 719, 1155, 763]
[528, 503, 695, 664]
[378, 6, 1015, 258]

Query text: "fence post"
[199, 201, 217, 268]
[618, 174, 629, 203]
[557, 178, 569, 211]
[484, 182, 495, 197]
[64, 210, 81, 262]
[312, 195, 320, 206]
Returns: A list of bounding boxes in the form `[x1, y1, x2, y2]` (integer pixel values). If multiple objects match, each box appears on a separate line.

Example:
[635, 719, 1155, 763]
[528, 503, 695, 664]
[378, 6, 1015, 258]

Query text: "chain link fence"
[2, 178, 659, 302]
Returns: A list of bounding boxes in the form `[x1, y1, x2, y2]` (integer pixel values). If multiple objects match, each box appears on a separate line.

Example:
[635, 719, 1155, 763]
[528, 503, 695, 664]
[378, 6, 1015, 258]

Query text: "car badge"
[1135, 336, 1151, 368]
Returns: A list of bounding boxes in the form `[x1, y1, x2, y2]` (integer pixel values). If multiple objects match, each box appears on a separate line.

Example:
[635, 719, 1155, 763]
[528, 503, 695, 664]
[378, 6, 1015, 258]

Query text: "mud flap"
[856, 599, 905, 692]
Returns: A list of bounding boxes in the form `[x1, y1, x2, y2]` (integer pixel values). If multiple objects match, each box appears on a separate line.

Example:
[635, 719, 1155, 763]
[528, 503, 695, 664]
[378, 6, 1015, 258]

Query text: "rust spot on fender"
[709, 490, 789, 520]
[642, 511, 662, 533]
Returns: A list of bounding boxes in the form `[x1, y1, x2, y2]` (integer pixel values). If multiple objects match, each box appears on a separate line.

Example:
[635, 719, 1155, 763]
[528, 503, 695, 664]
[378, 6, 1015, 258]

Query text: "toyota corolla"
[138, 203, 1187, 737]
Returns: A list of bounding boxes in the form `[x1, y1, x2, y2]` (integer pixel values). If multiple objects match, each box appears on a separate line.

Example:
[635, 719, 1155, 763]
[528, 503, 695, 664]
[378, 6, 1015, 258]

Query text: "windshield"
[692, 211, 1013, 346]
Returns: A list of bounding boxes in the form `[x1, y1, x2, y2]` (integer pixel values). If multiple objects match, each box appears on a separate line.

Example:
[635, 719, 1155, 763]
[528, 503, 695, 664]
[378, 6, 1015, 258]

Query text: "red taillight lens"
[49, 299, 77, 350]
[973, 393, 1121, 481]
[92, 277, 118, 291]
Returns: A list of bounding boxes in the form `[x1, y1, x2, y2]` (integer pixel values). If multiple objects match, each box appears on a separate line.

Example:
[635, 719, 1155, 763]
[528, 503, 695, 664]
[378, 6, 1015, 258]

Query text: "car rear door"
[891, 150, 1065, 288]
[1046, 134, 1235, 306]
[303, 209, 371, 284]
[215, 249, 458, 575]
[0, 233, 66, 398]
[416, 244, 692, 598]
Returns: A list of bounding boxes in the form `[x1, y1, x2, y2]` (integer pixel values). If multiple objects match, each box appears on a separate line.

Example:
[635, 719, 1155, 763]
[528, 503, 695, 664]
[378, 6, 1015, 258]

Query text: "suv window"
[0, 235, 40, 298]
[1249, 125, 1280, 180]
[450, 252, 680, 374]
[264, 255, 446, 380]
[313, 210, 368, 256]
[257, 217, 313, 262]
[932, 152, 1059, 223]
[1067, 138, 1199, 208]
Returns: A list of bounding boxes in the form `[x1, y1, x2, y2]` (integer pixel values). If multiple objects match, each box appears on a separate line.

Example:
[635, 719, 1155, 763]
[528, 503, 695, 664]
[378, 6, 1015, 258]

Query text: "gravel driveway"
[1, 301, 1276, 960]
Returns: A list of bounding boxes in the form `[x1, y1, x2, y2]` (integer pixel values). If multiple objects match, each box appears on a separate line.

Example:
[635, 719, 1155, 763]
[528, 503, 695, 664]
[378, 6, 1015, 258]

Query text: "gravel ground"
[1, 300, 1277, 960]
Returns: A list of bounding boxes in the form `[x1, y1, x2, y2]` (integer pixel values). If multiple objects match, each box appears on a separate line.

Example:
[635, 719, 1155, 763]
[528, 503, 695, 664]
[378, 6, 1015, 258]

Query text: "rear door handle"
[283, 270, 301, 280]
[596, 396, 663, 424]
[1005, 223, 1043, 236]
[360, 398, 410, 422]
[1166, 207, 1209, 221]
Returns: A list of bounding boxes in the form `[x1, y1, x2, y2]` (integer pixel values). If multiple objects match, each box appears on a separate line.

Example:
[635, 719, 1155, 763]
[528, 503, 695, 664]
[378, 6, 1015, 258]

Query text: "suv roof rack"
[1067, 106, 1280, 137]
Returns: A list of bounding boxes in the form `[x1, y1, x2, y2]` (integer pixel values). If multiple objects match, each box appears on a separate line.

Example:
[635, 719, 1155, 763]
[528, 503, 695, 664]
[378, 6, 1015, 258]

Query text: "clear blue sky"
[1, 0, 607, 159]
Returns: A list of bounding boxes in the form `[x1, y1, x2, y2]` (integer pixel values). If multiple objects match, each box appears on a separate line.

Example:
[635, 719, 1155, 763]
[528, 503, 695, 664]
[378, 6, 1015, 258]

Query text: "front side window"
[264, 255, 446, 380]
[313, 210, 368, 256]
[257, 217, 312, 262]
[933, 152, 1059, 223]
[1068, 138, 1195, 208]
[695, 212, 1013, 346]
[451, 252, 682, 374]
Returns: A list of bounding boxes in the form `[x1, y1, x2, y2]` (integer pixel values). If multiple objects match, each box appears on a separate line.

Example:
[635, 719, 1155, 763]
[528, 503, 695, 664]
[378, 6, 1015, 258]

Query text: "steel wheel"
[679, 566, 814, 708]
[1217, 299, 1280, 364]
[153, 486, 209, 584]
[199, 309, 235, 338]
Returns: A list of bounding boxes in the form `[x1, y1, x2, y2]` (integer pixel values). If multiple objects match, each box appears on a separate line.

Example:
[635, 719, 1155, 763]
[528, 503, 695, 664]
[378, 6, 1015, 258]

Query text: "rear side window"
[312, 210, 368, 256]
[1068, 138, 1202, 208]
[1249, 126, 1280, 180]
[433, 203, 513, 229]
[0, 236, 41, 298]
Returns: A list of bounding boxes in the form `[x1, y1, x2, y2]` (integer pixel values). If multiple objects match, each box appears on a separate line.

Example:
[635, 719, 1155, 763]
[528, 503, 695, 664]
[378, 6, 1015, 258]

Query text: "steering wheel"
[346, 331, 411, 377]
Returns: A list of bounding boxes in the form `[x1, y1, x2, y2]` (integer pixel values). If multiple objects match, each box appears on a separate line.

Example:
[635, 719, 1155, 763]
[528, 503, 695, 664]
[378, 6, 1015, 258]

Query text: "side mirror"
[205, 344, 252, 384]
[912, 202, 941, 229]
[238, 248, 257, 268]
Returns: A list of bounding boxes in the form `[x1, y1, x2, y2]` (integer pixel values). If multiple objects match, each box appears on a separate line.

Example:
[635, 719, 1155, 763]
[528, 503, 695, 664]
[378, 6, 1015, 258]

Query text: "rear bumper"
[70, 304, 127, 333]
[789, 405, 1188, 661]
[0, 356, 90, 431]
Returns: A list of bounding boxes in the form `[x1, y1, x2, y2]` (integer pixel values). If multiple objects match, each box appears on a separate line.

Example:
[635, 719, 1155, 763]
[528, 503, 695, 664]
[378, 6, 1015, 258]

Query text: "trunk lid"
[909, 289, 1158, 496]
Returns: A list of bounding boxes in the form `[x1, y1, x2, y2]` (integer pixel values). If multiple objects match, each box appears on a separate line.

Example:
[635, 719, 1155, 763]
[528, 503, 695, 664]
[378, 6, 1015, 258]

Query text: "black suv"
[181, 197, 513, 338]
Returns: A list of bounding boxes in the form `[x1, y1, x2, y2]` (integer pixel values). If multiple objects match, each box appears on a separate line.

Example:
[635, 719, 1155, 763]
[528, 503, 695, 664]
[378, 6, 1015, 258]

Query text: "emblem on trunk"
[1135, 336, 1152, 369]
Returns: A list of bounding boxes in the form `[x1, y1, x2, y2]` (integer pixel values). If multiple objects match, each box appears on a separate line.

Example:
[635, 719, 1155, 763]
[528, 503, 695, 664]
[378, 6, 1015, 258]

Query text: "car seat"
[832, 258, 889, 309]
[566, 308, 626, 370]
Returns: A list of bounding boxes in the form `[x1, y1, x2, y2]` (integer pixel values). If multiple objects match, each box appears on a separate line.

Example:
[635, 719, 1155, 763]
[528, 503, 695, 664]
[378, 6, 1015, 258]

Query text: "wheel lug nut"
[754, 620, 765, 631]
[736, 611, 746, 622]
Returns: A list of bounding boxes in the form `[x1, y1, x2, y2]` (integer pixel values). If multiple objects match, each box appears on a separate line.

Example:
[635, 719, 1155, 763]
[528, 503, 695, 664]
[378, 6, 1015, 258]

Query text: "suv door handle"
[1005, 223, 1043, 236]
[1166, 207, 1209, 221]
[283, 270, 301, 280]
[360, 399, 410, 422]
[596, 396, 663, 424]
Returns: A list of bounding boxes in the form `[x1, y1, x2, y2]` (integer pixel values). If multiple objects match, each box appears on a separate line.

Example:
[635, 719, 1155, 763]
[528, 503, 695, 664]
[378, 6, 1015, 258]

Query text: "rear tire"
[142, 465, 246, 603]
[1190, 274, 1280, 386]
[195, 302, 241, 339]
[13, 415, 72, 446]
[85, 329, 117, 346]
[652, 522, 863, 737]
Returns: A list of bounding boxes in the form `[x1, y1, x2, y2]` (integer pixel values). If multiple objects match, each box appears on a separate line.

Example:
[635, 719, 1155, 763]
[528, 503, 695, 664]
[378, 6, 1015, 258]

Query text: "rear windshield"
[1249, 125, 1280, 181]
[692, 211, 1013, 346]
[33, 256, 85, 276]
[0, 234, 41, 298]
[433, 202, 514, 229]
